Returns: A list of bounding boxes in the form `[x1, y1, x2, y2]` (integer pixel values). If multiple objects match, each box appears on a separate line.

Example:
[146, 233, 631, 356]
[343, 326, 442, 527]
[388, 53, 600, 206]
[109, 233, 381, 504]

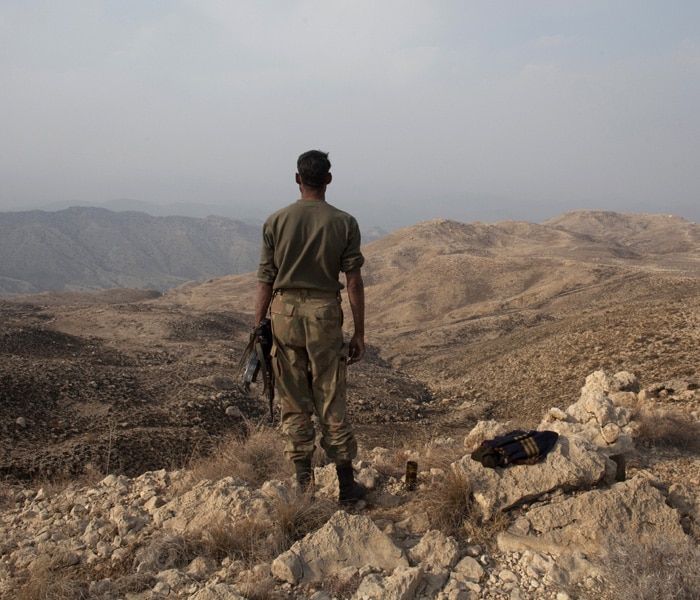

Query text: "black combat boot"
[336, 461, 366, 505]
[294, 459, 314, 494]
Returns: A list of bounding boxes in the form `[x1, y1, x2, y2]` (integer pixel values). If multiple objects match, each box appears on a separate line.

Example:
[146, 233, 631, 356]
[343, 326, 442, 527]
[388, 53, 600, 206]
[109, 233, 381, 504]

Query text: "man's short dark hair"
[297, 150, 331, 189]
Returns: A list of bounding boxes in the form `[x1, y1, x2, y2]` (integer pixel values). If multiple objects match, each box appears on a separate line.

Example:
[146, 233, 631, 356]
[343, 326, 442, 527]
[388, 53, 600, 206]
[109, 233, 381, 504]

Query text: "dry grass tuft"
[16, 554, 89, 600]
[0, 481, 17, 510]
[111, 573, 156, 596]
[463, 506, 511, 549]
[633, 406, 700, 450]
[199, 515, 276, 563]
[418, 466, 474, 536]
[16, 547, 154, 600]
[421, 439, 471, 471]
[195, 494, 336, 567]
[271, 493, 337, 549]
[179, 419, 288, 491]
[598, 532, 700, 600]
[416, 464, 510, 547]
[317, 572, 362, 598]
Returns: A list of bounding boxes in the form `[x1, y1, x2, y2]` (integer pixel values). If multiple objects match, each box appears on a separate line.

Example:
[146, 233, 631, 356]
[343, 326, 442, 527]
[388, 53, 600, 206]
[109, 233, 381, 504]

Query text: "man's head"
[297, 150, 331, 189]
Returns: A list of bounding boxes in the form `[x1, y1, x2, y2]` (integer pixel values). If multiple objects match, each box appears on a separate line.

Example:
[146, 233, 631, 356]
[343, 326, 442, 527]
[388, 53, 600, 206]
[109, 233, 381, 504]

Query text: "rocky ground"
[0, 289, 435, 482]
[0, 212, 699, 598]
[0, 370, 698, 600]
[1, 212, 699, 489]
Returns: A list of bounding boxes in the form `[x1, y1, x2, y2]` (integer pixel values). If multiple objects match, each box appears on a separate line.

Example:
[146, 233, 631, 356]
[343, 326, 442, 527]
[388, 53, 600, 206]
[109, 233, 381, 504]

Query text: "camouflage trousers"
[270, 289, 358, 464]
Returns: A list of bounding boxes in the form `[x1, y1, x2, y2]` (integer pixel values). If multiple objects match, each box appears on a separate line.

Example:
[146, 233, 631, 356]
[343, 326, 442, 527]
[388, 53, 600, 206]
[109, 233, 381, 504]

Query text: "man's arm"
[345, 270, 365, 365]
[254, 281, 274, 325]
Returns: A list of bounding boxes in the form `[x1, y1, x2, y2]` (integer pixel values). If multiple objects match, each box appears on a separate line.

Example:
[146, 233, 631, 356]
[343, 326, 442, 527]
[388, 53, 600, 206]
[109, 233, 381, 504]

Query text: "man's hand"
[348, 333, 365, 365]
[345, 270, 365, 366]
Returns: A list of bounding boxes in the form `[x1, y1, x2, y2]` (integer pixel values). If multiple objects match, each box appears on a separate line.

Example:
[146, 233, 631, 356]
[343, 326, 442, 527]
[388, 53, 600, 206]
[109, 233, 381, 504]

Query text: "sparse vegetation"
[0, 481, 15, 510]
[417, 466, 475, 535]
[200, 515, 274, 564]
[633, 406, 700, 450]
[316, 572, 362, 599]
[2, 211, 699, 598]
[598, 533, 700, 600]
[406, 463, 511, 554]
[270, 493, 337, 550]
[178, 420, 288, 493]
[195, 493, 337, 566]
[16, 554, 89, 600]
[14, 490, 335, 599]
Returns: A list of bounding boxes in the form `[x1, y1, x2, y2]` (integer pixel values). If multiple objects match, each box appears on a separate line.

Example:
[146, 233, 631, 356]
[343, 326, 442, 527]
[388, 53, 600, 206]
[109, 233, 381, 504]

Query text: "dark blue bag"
[471, 430, 559, 468]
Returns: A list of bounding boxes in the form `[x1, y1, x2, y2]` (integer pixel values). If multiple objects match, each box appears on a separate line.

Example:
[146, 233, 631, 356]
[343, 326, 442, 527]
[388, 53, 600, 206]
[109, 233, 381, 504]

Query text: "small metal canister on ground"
[610, 454, 626, 482]
[405, 461, 418, 491]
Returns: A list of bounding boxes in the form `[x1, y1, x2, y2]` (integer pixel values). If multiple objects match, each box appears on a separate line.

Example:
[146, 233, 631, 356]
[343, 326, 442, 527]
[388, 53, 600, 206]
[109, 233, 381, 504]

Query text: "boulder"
[582, 370, 639, 394]
[456, 433, 609, 519]
[540, 372, 635, 456]
[154, 477, 274, 534]
[498, 475, 686, 556]
[407, 530, 460, 571]
[271, 511, 408, 584]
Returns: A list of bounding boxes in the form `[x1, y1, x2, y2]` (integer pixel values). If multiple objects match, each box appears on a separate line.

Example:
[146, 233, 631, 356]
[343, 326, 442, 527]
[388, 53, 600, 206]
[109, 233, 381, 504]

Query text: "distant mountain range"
[10, 198, 392, 238]
[0, 206, 389, 296]
[4, 206, 694, 299]
[0, 207, 262, 295]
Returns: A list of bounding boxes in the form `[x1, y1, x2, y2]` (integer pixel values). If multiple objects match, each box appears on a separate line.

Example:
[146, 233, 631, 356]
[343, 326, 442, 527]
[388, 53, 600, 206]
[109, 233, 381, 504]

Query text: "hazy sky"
[2, 1, 699, 230]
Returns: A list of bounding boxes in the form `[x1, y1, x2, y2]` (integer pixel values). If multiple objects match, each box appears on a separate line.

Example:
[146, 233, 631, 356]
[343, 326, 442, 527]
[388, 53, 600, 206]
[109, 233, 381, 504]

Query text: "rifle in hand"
[236, 318, 275, 422]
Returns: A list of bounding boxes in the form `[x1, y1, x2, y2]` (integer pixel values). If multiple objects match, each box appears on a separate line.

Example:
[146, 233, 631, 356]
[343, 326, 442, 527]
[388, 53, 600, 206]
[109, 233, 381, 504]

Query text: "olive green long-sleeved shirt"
[257, 199, 364, 292]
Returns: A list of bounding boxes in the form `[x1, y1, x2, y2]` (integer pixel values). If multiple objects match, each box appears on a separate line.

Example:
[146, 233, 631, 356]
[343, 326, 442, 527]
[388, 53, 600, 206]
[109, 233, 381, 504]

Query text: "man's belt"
[275, 288, 340, 299]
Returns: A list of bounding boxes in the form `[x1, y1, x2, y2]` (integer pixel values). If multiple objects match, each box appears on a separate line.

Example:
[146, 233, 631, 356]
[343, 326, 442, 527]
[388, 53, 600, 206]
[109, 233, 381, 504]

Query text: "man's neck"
[300, 186, 326, 201]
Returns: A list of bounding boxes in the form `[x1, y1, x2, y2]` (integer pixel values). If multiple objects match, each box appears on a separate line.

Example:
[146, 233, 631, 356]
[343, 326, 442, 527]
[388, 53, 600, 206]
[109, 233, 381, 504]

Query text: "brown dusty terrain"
[1, 211, 699, 482]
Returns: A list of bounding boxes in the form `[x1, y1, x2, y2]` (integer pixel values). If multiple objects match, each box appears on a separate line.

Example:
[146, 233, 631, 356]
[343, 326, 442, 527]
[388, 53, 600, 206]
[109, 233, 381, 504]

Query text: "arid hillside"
[0, 207, 261, 295]
[1, 210, 699, 481]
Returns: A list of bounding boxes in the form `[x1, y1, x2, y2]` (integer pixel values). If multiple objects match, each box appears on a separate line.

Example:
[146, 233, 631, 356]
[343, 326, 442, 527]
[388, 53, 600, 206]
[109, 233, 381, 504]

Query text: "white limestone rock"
[271, 511, 407, 584]
[455, 434, 609, 519]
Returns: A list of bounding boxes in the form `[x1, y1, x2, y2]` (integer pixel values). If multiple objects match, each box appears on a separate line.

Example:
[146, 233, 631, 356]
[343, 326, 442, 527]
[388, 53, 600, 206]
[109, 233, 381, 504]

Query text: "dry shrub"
[199, 515, 276, 563]
[197, 494, 336, 566]
[111, 573, 156, 596]
[317, 572, 362, 598]
[180, 420, 288, 491]
[633, 406, 700, 450]
[418, 466, 474, 536]
[599, 532, 700, 600]
[271, 493, 337, 549]
[417, 465, 509, 547]
[16, 554, 89, 600]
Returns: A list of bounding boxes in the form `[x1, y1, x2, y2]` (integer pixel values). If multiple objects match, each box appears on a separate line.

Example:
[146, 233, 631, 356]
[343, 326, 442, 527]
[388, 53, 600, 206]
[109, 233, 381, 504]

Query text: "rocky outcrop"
[540, 370, 638, 456]
[272, 512, 408, 584]
[454, 432, 610, 519]
[0, 371, 697, 599]
[500, 473, 687, 556]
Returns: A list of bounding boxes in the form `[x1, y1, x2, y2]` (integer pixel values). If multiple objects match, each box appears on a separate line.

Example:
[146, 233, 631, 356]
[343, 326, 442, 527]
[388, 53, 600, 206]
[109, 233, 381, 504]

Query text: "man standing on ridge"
[254, 150, 367, 504]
